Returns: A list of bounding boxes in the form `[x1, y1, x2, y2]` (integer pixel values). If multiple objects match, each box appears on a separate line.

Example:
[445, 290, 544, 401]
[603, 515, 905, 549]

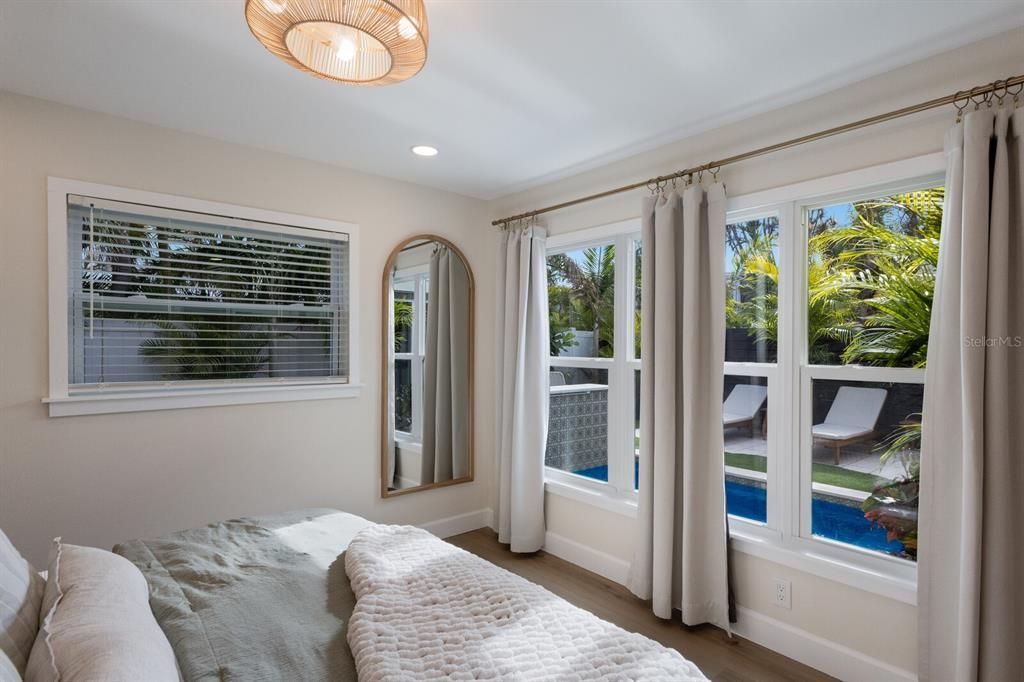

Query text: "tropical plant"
[549, 309, 578, 356]
[817, 189, 942, 367]
[106, 221, 337, 380]
[547, 245, 616, 357]
[860, 416, 921, 558]
[727, 188, 943, 367]
[393, 299, 413, 352]
[139, 318, 272, 380]
[862, 449, 920, 559]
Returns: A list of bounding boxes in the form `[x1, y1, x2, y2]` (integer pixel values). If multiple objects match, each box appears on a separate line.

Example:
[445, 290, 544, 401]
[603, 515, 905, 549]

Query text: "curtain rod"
[492, 74, 1024, 226]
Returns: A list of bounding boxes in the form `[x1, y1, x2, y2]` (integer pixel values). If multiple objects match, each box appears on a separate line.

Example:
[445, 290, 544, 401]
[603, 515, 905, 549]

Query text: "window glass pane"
[634, 239, 642, 359]
[68, 196, 348, 385]
[546, 366, 609, 481]
[633, 369, 641, 490]
[393, 284, 414, 354]
[394, 359, 413, 433]
[724, 375, 769, 522]
[726, 217, 779, 363]
[547, 244, 615, 358]
[809, 379, 921, 561]
[806, 187, 942, 367]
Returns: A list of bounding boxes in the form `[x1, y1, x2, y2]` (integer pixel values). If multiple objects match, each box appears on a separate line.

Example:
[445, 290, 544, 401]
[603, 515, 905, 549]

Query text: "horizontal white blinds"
[67, 194, 349, 388]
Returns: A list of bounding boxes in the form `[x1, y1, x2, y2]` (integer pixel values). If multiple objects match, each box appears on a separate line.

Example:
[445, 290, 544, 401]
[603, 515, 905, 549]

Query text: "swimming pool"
[572, 464, 905, 556]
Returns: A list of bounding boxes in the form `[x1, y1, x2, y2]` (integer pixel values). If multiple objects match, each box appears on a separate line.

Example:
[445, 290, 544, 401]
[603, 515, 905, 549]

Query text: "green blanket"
[114, 508, 372, 682]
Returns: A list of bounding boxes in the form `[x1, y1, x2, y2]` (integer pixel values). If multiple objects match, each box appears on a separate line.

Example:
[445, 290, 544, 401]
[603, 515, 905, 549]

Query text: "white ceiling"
[1, 1, 1021, 199]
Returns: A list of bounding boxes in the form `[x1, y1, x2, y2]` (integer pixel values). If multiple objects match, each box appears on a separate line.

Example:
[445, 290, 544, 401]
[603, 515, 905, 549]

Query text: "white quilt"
[345, 525, 708, 681]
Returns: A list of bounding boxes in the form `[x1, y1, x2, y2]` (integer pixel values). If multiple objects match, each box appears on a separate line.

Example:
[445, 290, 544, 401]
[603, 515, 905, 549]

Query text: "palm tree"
[548, 245, 616, 357]
[818, 189, 942, 368]
[727, 188, 942, 367]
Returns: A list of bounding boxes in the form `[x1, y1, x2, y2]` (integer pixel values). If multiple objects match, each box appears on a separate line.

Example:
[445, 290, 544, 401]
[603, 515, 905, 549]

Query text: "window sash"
[393, 272, 428, 442]
[547, 230, 639, 497]
[50, 179, 357, 406]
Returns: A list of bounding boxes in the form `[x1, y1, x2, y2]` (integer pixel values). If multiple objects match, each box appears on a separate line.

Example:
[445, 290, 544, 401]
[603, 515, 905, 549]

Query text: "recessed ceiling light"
[411, 145, 438, 157]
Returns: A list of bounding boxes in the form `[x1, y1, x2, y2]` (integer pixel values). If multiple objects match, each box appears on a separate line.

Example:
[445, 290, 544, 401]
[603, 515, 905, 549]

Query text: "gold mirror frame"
[380, 234, 474, 498]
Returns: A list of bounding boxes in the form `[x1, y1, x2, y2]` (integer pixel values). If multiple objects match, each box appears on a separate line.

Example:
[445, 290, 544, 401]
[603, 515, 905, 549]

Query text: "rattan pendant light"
[245, 0, 428, 85]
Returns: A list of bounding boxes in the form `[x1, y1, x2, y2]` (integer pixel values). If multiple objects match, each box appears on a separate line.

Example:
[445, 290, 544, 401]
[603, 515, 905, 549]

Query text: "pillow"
[24, 539, 178, 682]
[0, 527, 45, 677]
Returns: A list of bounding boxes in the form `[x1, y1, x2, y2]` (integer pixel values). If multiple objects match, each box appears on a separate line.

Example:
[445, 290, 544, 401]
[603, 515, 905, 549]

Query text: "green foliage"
[725, 452, 891, 493]
[547, 245, 615, 357]
[84, 218, 337, 381]
[727, 188, 943, 367]
[860, 418, 921, 558]
[393, 299, 413, 352]
[861, 463, 919, 559]
[139, 318, 271, 380]
[725, 220, 781, 354]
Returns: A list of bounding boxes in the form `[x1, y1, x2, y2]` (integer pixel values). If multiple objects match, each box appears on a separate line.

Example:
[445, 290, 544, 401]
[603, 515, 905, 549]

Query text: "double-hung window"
[46, 178, 360, 416]
[723, 154, 945, 598]
[545, 222, 641, 498]
[391, 267, 429, 442]
[544, 154, 944, 599]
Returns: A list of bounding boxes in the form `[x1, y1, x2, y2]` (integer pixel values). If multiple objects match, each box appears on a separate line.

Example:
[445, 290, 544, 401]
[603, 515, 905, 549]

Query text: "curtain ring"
[1008, 82, 1023, 107]
[970, 91, 988, 111]
[710, 166, 720, 182]
[953, 91, 969, 123]
[993, 80, 1007, 106]
[697, 170, 704, 184]
[670, 176, 677, 190]
[647, 180, 658, 195]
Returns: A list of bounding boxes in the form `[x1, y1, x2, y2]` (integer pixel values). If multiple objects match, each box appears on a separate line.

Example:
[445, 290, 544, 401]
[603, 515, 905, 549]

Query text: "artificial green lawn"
[724, 452, 889, 493]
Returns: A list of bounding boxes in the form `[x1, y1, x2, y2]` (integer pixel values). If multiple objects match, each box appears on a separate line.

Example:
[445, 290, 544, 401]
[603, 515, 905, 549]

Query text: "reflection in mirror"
[383, 236, 474, 496]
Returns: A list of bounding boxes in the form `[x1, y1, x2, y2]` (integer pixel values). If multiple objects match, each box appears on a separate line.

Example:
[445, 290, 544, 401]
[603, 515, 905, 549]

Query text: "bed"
[4, 509, 707, 681]
[112, 508, 372, 682]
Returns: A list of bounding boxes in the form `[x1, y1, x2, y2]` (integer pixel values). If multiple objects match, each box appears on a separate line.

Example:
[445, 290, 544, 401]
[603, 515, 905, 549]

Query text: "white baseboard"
[420, 508, 494, 539]
[537, 532, 914, 682]
[732, 606, 917, 682]
[542, 531, 631, 585]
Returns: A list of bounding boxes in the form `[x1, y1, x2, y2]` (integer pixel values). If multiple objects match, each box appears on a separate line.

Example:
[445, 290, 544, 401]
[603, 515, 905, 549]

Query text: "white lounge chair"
[723, 384, 768, 436]
[812, 386, 888, 464]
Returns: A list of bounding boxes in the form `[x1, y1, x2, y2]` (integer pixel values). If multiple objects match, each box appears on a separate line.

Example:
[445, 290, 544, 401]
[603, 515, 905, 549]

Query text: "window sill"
[44, 382, 363, 417]
[728, 524, 917, 605]
[543, 475, 917, 605]
[544, 475, 639, 518]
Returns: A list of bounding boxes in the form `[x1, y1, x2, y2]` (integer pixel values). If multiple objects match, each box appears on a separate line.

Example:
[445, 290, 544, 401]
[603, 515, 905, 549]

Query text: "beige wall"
[0, 92, 495, 567]
[490, 29, 1024, 675]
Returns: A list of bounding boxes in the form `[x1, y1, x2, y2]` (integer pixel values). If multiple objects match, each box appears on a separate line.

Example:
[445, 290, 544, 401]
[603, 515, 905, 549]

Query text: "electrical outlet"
[773, 578, 791, 609]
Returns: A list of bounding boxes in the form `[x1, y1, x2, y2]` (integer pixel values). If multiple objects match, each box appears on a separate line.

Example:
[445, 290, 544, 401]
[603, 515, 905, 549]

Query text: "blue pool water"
[572, 464, 904, 556]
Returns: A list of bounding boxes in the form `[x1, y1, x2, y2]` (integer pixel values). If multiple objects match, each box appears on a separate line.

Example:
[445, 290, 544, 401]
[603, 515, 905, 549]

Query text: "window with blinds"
[66, 194, 349, 392]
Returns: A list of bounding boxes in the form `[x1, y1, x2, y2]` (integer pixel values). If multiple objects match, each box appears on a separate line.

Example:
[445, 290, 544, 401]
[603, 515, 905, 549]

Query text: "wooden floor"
[448, 528, 835, 682]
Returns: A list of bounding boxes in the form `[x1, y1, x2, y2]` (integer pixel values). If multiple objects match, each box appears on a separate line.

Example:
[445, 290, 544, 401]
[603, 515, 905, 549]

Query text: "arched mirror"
[382, 235, 474, 497]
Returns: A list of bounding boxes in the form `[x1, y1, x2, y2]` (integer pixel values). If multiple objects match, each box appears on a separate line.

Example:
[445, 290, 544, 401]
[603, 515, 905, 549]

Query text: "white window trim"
[45, 177, 362, 417]
[541, 152, 946, 605]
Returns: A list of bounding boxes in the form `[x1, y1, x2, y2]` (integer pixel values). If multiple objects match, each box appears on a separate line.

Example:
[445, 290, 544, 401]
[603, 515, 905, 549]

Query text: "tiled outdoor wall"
[545, 387, 608, 472]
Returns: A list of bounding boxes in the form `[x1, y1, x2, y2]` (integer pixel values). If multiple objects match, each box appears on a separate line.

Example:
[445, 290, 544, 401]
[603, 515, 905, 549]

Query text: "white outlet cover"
[773, 578, 792, 609]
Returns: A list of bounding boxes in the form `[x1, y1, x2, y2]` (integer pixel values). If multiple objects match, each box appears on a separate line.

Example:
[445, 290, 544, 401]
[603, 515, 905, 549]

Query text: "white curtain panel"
[627, 185, 731, 630]
[422, 245, 471, 484]
[496, 223, 549, 553]
[919, 107, 1023, 682]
